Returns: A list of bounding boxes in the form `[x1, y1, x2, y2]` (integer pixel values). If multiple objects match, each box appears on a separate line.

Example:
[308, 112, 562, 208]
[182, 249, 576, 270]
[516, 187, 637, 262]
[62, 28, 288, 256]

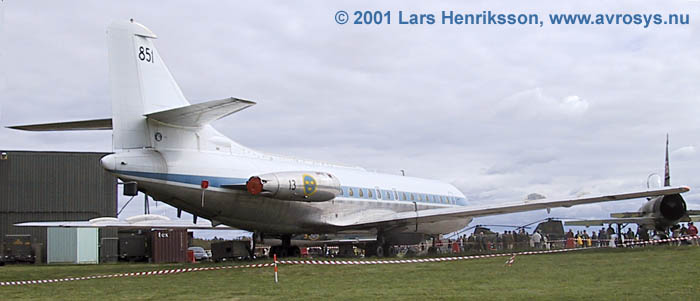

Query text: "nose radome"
[100, 154, 116, 171]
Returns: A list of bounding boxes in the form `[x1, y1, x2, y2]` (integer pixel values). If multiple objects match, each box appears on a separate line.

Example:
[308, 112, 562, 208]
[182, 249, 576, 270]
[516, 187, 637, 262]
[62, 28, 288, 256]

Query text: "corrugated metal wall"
[0, 151, 117, 263]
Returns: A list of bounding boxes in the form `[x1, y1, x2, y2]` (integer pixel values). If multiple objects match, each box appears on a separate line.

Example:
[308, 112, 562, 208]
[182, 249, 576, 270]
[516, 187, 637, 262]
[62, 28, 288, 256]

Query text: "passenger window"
[402, 192, 407, 201]
[349, 188, 354, 197]
[359, 189, 364, 198]
[440, 196, 445, 203]
[385, 191, 391, 200]
[394, 191, 399, 200]
[368, 189, 373, 198]
[410, 193, 415, 201]
[376, 189, 381, 199]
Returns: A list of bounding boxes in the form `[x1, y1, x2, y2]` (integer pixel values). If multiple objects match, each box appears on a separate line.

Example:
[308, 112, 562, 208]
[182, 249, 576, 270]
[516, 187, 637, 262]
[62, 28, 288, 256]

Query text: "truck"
[3, 235, 35, 264]
[211, 240, 251, 262]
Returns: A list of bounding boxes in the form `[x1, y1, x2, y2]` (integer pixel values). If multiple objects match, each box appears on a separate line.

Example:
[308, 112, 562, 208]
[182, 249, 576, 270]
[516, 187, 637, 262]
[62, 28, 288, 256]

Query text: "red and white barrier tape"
[2, 236, 696, 287]
[0, 263, 272, 287]
[621, 235, 699, 247]
[278, 246, 591, 265]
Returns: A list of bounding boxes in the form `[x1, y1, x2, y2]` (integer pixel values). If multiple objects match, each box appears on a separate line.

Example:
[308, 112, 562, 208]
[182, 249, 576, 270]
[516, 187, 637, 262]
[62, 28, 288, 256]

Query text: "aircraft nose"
[100, 154, 116, 171]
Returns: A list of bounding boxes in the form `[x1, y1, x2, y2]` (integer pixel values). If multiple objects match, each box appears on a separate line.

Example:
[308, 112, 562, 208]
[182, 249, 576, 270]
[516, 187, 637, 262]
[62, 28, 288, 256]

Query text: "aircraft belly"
[119, 175, 327, 233]
[115, 173, 465, 236]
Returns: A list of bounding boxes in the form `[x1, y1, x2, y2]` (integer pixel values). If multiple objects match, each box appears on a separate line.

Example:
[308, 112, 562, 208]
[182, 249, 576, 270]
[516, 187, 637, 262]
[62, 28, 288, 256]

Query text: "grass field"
[1, 246, 700, 300]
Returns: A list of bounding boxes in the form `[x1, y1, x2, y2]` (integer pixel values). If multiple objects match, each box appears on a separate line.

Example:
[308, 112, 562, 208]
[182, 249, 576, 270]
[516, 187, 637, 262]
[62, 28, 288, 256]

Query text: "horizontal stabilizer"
[7, 118, 112, 131]
[686, 210, 700, 216]
[146, 97, 255, 128]
[610, 212, 644, 218]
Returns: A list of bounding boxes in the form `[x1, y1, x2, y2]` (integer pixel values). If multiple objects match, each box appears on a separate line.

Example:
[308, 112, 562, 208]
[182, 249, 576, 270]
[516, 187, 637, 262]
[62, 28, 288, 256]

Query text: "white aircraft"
[10, 20, 690, 257]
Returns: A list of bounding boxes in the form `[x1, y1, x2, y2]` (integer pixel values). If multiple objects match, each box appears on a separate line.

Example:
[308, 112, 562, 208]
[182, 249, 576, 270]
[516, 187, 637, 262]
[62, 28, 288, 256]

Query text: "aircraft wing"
[14, 214, 236, 230]
[330, 186, 689, 231]
[564, 217, 656, 227]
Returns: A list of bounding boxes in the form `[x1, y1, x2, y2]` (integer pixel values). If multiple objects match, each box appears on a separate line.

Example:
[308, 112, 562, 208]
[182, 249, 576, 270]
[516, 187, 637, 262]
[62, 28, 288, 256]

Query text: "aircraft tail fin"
[107, 20, 190, 150]
[9, 20, 253, 153]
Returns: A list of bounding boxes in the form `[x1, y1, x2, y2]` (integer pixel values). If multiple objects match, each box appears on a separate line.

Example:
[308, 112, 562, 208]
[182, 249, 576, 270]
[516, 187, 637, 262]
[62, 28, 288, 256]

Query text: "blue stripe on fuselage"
[110, 170, 467, 206]
[112, 170, 248, 188]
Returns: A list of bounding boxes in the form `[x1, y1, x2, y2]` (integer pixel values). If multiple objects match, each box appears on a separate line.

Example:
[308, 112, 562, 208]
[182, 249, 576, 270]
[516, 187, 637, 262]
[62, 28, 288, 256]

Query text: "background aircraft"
[566, 135, 700, 232]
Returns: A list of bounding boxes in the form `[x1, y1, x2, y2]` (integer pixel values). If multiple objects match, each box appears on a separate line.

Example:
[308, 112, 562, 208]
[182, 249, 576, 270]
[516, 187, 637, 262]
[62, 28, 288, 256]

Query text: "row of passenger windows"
[341, 187, 459, 205]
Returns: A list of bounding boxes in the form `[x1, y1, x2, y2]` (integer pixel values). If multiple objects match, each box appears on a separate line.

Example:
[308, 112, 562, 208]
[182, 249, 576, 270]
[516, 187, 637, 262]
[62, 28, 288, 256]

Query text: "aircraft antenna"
[664, 134, 670, 187]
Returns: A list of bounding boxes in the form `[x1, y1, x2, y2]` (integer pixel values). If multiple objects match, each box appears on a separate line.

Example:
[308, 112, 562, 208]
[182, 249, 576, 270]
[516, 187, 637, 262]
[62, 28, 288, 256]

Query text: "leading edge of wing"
[331, 186, 690, 230]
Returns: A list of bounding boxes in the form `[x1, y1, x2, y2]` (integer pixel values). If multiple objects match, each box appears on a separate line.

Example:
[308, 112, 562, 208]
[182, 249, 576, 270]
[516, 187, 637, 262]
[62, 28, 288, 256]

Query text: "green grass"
[1, 246, 700, 300]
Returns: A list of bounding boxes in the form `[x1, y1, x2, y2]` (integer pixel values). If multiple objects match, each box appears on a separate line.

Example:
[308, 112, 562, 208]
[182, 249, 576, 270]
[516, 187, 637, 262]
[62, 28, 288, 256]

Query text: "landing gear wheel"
[376, 245, 385, 257]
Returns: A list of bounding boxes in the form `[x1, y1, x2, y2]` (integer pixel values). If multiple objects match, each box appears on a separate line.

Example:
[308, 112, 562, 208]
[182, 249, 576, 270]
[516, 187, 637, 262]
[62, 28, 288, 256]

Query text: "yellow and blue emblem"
[303, 174, 317, 196]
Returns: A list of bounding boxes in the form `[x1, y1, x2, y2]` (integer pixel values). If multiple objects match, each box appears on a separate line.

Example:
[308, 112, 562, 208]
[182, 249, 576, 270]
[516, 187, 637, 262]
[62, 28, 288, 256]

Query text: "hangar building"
[0, 151, 117, 263]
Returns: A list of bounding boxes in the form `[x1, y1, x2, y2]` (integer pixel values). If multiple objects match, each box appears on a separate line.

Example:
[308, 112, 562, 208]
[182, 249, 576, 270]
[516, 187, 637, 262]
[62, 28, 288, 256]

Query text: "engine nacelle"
[246, 171, 341, 202]
[640, 194, 687, 227]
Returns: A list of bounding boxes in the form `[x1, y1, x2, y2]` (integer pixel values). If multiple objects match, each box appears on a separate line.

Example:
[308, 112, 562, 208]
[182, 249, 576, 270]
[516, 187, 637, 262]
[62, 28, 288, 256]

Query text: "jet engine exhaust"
[659, 194, 686, 221]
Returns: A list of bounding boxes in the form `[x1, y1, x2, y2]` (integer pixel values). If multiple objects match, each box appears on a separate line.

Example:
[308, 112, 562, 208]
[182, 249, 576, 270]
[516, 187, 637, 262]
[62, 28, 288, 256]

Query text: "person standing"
[598, 229, 607, 247]
[532, 230, 542, 249]
[687, 222, 698, 246]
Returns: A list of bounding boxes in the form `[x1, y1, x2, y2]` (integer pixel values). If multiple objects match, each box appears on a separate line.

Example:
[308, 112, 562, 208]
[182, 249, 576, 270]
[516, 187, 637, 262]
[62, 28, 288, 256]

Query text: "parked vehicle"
[188, 247, 210, 261]
[3, 235, 35, 264]
[211, 241, 250, 262]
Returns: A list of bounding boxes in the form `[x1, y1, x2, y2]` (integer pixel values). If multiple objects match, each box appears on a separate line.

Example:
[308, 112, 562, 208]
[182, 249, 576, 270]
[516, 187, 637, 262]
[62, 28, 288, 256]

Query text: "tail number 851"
[138, 46, 155, 63]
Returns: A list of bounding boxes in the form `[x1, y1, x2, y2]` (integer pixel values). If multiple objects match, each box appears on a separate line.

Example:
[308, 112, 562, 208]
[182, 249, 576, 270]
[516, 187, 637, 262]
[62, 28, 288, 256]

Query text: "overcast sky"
[2, 1, 700, 236]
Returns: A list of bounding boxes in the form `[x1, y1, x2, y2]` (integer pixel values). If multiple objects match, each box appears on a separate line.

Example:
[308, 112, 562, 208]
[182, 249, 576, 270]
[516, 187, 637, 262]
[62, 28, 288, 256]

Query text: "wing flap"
[330, 186, 690, 230]
[7, 118, 112, 131]
[145, 97, 255, 128]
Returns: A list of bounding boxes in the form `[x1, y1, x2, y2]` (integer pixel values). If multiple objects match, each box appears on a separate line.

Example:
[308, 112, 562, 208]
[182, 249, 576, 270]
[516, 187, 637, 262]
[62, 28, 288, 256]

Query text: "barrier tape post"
[273, 254, 278, 283]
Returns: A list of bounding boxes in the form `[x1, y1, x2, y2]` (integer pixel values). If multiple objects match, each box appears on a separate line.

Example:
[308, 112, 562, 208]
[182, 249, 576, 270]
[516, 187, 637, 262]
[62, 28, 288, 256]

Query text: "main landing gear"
[269, 234, 300, 258]
[365, 233, 394, 257]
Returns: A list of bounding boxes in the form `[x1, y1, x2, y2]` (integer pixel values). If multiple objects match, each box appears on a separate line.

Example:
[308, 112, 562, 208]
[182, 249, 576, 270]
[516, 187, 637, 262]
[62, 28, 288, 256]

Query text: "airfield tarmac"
[1, 245, 698, 300]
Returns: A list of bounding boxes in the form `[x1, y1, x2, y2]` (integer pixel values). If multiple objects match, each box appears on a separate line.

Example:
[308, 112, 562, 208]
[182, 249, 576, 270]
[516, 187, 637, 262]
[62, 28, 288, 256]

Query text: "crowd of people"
[430, 222, 699, 254]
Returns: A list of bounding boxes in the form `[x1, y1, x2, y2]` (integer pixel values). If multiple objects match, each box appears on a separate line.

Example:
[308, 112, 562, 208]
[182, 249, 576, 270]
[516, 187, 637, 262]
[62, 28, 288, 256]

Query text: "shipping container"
[47, 227, 99, 264]
[151, 229, 188, 263]
[118, 231, 149, 262]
